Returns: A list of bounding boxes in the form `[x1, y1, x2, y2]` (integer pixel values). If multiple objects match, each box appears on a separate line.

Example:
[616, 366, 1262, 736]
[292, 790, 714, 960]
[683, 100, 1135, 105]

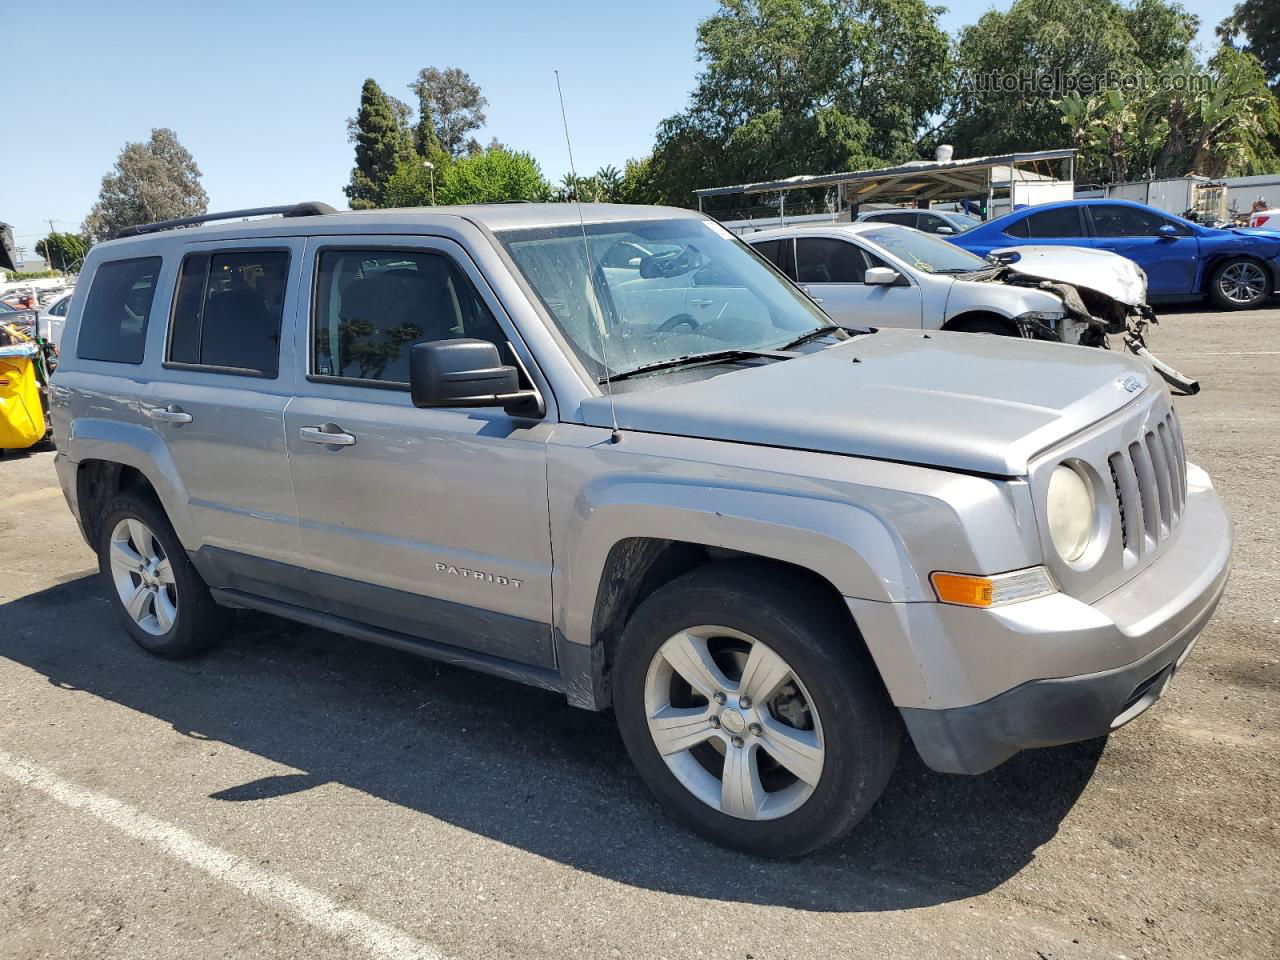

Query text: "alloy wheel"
[108, 518, 178, 636]
[1219, 262, 1267, 305]
[642, 625, 824, 821]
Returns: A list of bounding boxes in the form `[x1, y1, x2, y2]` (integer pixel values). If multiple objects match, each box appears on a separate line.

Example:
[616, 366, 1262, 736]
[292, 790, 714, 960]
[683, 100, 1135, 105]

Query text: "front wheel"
[1208, 257, 1271, 310]
[613, 562, 900, 857]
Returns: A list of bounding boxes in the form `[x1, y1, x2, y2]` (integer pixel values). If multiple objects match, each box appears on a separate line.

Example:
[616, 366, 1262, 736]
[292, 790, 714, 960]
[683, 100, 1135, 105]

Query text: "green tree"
[647, 0, 951, 208]
[1219, 0, 1280, 93]
[618, 156, 660, 204]
[82, 128, 207, 241]
[1182, 46, 1279, 177]
[345, 78, 417, 209]
[409, 67, 488, 158]
[35, 231, 89, 272]
[386, 146, 549, 206]
[948, 0, 1197, 165]
[438, 147, 550, 204]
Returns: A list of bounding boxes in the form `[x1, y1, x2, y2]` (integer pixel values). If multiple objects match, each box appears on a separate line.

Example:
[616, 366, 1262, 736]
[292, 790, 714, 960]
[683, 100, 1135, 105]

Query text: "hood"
[989, 245, 1148, 306]
[581, 329, 1154, 476]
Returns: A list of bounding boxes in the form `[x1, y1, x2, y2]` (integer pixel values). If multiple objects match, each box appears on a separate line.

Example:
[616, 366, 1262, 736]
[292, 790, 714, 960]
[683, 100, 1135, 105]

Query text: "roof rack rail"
[116, 201, 339, 239]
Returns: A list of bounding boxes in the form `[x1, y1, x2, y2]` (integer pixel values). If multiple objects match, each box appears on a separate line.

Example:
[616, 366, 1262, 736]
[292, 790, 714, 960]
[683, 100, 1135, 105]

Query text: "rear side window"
[76, 257, 162, 364]
[168, 250, 289, 377]
[871, 211, 919, 228]
[312, 249, 507, 384]
[1025, 207, 1085, 238]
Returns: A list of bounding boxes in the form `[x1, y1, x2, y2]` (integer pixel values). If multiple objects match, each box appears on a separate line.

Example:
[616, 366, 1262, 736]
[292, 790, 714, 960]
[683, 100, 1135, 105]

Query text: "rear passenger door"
[283, 236, 556, 668]
[142, 238, 307, 591]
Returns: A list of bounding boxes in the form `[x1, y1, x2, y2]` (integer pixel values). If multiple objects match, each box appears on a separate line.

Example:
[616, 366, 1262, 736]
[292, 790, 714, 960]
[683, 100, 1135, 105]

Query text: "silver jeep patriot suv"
[52, 202, 1232, 857]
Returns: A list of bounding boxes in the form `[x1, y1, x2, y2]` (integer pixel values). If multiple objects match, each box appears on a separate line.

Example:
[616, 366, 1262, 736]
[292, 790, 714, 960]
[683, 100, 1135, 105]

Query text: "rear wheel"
[1208, 257, 1270, 310]
[96, 492, 228, 658]
[613, 562, 900, 857]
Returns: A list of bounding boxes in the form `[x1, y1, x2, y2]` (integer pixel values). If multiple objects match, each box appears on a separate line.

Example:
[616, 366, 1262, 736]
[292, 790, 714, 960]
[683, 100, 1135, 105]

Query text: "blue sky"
[3, 0, 1228, 258]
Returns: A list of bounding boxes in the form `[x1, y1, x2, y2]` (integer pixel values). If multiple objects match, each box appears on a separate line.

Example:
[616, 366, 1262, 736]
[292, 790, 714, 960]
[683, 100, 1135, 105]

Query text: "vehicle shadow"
[2, 575, 1105, 913]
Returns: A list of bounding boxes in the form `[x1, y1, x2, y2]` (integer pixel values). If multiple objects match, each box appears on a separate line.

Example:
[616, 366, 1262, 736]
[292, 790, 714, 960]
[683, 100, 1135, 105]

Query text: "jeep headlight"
[1046, 463, 1095, 562]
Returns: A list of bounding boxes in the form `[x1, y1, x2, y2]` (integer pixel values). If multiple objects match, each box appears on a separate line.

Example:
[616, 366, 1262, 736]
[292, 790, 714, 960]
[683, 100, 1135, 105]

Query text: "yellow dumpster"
[0, 343, 46, 450]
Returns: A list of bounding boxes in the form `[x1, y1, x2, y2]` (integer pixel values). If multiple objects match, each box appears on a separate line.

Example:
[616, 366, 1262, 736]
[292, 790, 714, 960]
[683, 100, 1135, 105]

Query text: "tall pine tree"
[345, 79, 416, 209]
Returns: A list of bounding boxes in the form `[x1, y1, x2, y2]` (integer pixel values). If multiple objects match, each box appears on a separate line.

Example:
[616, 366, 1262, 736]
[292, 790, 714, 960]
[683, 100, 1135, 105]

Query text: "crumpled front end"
[974, 246, 1200, 395]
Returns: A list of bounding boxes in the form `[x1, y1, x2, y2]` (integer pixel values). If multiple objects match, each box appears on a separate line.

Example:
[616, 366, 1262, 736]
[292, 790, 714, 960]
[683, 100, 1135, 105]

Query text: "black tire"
[613, 561, 901, 857]
[949, 315, 1016, 336]
[1207, 257, 1271, 311]
[95, 491, 229, 658]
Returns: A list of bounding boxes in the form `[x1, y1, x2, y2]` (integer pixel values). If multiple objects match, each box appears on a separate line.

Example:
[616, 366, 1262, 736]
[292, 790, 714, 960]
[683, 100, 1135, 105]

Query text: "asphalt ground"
[1, 304, 1277, 960]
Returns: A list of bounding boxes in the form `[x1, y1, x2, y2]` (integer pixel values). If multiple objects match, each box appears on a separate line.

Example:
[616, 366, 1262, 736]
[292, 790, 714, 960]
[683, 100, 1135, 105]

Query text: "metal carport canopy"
[693, 149, 1076, 207]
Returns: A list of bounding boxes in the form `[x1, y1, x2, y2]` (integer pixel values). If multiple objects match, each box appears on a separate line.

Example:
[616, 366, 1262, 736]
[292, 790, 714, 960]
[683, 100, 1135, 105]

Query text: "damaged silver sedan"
[746, 223, 1199, 394]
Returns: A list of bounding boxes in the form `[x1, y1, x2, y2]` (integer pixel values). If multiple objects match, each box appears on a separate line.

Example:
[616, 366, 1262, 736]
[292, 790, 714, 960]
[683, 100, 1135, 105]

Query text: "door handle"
[689, 298, 714, 307]
[299, 425, 356, 447]
[145, 405, 193, 425]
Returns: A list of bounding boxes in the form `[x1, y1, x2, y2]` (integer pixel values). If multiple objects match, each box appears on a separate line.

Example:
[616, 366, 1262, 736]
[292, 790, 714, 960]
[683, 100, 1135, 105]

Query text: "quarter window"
[312, 249, 506, 384]
[168, 250, 289, 376]
[795, 237, 870, 283]
[1024, 207, 1086, 238]
[76, 257, 162, 364]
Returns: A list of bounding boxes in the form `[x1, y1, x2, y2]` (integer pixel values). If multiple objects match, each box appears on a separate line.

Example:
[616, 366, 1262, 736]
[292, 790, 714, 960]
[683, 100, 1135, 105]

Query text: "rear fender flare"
[67, 418, 197, 549]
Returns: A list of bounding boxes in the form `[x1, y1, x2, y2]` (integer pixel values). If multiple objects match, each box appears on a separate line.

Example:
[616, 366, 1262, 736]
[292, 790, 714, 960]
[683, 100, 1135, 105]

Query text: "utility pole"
[45, 219, 59, 272]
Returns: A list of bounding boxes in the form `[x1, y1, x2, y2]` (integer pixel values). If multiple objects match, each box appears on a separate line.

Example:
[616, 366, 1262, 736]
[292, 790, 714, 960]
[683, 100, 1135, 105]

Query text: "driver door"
[794, 236, 922, 328]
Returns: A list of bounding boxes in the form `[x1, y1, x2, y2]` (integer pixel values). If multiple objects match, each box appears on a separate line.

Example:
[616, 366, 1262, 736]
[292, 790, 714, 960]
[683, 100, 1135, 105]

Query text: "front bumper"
[849, 467, 1231, 774]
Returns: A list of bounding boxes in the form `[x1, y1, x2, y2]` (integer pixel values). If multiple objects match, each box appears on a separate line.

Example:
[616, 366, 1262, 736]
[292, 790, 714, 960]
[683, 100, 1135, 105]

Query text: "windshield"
[860, 226, 987, 274]
[949, 213, 981, 231]
[498, 218, 831, 379]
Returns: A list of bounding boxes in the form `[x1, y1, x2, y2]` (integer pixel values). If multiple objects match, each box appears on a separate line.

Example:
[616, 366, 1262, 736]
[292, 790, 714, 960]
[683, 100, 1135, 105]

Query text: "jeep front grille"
[1107, 409, 1187, 559]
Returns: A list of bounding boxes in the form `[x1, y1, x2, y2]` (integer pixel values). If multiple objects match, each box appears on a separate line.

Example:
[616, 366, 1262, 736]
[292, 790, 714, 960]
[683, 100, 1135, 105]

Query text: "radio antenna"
[556, 69, 621, 443]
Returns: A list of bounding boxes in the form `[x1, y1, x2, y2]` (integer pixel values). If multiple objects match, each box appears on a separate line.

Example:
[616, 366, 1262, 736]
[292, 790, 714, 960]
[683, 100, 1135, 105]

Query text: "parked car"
[744, 222, 1198, 392]
[37, 289, 73, 347]
[51, 202, 1231, 857]
[1248, 207, 1279, 229]
[950, 198, 1280, 310]
[854, 207, 981, 235]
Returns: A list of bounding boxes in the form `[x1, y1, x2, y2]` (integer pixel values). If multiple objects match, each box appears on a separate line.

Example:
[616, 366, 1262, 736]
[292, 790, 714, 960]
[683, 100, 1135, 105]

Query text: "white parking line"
[0, 748, 446, 960]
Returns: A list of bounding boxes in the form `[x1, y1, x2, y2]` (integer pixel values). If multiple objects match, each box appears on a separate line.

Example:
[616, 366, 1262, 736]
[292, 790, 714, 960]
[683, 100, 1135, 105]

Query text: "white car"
[1249, 208, 1279, 229]
[38, 290, 74, 347]
[854, 208, 982, 236]
[745, 223, 1146, 344]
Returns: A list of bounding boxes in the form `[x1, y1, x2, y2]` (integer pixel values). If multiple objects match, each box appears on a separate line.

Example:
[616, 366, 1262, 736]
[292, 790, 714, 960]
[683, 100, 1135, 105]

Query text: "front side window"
[168, 250, 289, 376]
[49, 297, 71, 317]
[1089, 205, 1170, 237]
[1025, 207, 1086, 238]
[858, 226, 987, 274]
[499, 218, 829, 380]
[77, 257, 162, 364]
[312, 249, 505, 384]
[795, 237, 869, 283]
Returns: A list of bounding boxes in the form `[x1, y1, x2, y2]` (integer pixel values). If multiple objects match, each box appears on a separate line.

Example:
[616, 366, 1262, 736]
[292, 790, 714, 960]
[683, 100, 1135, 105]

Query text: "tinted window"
[77, 257, 162, 364]
[796, 237, 869, 283]
[1003, 216, 1030, 238]
[917, 214, 952, 234]
[1090, 205, 1170, 237]
[870, 211, 918, 228]
[1024, 207, 1085, 238]
[751, 239, 783, 268]
[168, 250, 289, 376]
[49, 296, 71, 316]
[313, 249, 506, 384]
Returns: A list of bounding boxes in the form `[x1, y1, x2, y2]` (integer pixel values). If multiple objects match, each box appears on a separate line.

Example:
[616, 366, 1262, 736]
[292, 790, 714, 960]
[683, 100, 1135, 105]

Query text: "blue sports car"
[950, 198, 1280, 310]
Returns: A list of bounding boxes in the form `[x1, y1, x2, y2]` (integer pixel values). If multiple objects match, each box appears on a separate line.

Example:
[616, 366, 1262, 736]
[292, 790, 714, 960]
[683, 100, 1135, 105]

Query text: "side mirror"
[1157, 223, 1178, 238]
[935, 225, 956, 235]
[864, 266, 902, 286]
[409, 339, 542, 417]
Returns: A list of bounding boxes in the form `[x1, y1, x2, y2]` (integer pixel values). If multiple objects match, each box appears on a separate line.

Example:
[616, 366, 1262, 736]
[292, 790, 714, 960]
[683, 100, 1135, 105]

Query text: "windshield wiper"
[599, 349, 780, 384]
[776, 324, 851, 351]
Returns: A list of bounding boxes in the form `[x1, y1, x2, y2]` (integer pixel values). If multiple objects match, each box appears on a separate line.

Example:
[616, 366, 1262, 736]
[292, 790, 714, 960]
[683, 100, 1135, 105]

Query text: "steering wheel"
[657, 313, 700, 334]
